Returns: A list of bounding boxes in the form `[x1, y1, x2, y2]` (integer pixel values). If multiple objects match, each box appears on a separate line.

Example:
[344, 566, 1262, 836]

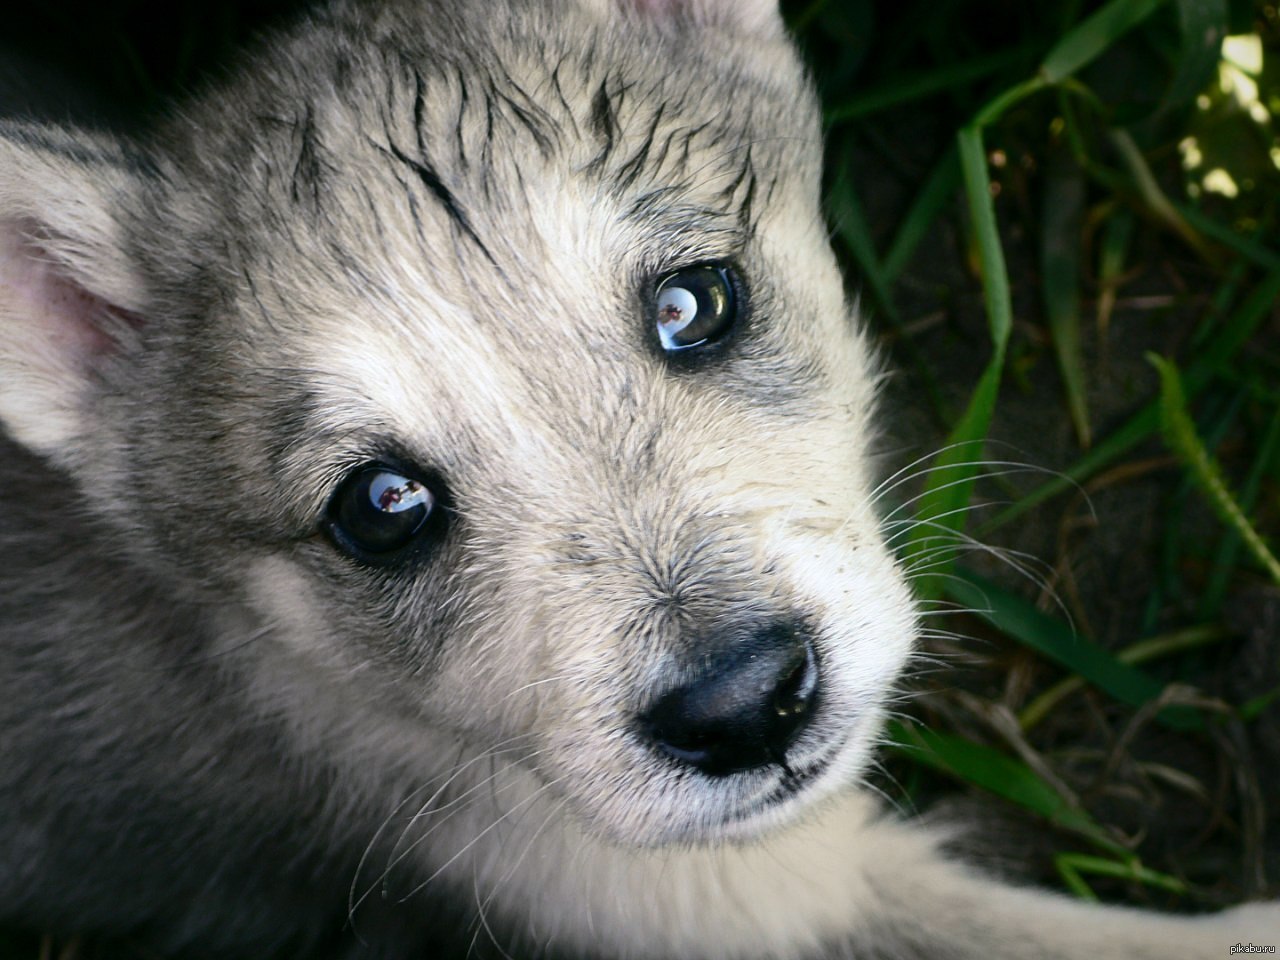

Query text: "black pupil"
[655, 266, 734, 350]
[330, 468, 434, 555]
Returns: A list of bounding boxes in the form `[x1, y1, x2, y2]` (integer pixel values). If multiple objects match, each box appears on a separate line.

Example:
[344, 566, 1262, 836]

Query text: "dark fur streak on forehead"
[381, 139, 498, 270]
[487, 64, 559, 159]
[578, 77, 765, 234]
[547, 56, 582, 141]
[328, 236, 388, 298]
[451, 61, 472, 169]
[288, 105, 325, 210]
[480, 88, 496, 177]
[588, 80, 619, 169]
[410, 62, 429, 155]
[723, 150, 761, 236]
[353, 179, 389, 243]
[621, 155, 764, 242]
[614, 102, 667, 191]
[391, 66, 500, 269]
[672, 119, 711, 173]
[239, 259, 283, 336]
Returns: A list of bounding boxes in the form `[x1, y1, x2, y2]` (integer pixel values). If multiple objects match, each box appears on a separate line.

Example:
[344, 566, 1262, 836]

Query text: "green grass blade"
[1040, 0, 1170, 83]
[1190, 257, 1252, 351]
[882, 145, 961, 284]
[1199, 403, 1280, 617]
[1175, 202, 1280, 269]
[1109, 130, 1218, 264]
[888, 721, 1124, 852]
[897, 1, 1189, 564]
[901, 126, 1012, 597]
[944, 569, 1205, 730]
[826, 46, 1033, 123]
[1160, 0, 1228, 112]
[973, 76, 1048, 128]
[958, 126, 1012, 346]
[1041, 152, 1091, 447]
[828, 155, 899, 324]
[901, 360, 1002, 600]
[827, 146, 958, 422]
[1242, 685, 1280, 720]
[1094, 205, 1135, 337]
[1055, 853, 1189, 899]
[1056, 855, 1102, 900]
[1150, 355, 1280, 587]
[1020, 625, 1229, 730]
[982, 264, 1280, 531]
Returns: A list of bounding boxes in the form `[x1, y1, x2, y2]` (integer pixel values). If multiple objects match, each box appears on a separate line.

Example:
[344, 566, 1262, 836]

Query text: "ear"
[0, 124, 153, 463]
[589, 0, 785, 38]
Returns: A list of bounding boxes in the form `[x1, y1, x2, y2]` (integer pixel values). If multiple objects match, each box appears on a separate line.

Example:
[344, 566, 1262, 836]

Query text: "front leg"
[469, 786, 1278, 959]
[818, 798, 1278, 960]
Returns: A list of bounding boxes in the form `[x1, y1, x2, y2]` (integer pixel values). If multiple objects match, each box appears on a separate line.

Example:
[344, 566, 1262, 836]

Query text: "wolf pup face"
[4, 1, 1279, 957]
[0, 0, 913, 855]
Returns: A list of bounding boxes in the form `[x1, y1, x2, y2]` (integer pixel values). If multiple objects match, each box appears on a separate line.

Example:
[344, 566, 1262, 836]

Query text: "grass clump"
[787, 0, 1280, 908]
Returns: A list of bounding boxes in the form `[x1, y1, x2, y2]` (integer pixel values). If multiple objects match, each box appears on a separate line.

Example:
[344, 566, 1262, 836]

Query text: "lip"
[721, 734, 849, 823]
[680, 745, 844, 843]
[763, 739, 843, 804]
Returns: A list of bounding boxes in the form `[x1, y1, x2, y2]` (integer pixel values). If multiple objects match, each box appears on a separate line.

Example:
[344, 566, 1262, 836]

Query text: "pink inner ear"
[1, 224, 136, 370]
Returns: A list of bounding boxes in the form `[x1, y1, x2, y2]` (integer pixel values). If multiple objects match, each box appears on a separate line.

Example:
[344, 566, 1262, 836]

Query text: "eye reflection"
[325, 465, 441, 559]
[654, 265, 737, 351]
[368, 474, 432, 514]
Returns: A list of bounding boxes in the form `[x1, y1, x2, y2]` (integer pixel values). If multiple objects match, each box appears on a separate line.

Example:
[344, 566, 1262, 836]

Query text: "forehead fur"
[147, 0, 848, 499]
[165, 0, 819, 308]
[178, 0, 823, 263]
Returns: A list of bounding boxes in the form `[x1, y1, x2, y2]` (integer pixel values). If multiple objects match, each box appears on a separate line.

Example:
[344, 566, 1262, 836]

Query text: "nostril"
[641, 625, 821, 777]
[773, 641, 818, 723]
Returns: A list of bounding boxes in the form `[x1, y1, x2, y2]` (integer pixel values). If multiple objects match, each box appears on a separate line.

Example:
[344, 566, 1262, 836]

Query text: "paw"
[1209, 901, 1280, 951]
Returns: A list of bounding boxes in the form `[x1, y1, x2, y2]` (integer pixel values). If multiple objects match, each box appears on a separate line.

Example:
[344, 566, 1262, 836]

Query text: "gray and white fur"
[0, 0, 1273, 957]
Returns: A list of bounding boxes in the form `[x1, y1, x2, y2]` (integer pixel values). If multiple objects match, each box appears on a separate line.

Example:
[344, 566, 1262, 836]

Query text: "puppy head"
[0, 0, 916, 848]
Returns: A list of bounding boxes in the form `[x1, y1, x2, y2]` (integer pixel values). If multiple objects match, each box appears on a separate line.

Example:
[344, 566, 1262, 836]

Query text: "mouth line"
[764, 742, 839, 803]
[691, 742, 845, 840]
[719, 733, 849, 825]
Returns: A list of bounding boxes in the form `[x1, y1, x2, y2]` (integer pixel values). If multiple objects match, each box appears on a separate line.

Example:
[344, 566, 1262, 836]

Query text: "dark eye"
[654, 265, 737, 351]
[325, 465, 438, 558]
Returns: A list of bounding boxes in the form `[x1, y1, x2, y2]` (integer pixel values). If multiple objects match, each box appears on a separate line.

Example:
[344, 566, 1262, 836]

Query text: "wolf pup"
[0, 0, 1273, 957]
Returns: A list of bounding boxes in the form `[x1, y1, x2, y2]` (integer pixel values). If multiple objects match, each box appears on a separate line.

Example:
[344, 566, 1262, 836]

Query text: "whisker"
[398, 775, 565, 903]
[348, 733, 539, 918]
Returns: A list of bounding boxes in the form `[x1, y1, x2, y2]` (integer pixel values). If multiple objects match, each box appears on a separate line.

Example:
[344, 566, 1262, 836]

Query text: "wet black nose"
[642, 623, 820, 776]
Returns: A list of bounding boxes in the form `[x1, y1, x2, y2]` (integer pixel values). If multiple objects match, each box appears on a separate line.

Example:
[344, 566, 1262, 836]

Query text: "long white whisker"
[398, 776, 565, 903]
[349, 734, 539, 917]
